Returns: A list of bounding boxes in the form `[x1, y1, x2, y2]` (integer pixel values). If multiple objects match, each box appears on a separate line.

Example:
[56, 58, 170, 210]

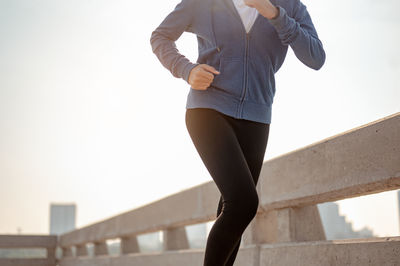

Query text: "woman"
[150, 0, 325, 265]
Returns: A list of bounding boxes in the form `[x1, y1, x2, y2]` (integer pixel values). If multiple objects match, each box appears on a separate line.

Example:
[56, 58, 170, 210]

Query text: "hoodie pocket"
[210, 57, 243, 98]
[246, 56, 274, 105]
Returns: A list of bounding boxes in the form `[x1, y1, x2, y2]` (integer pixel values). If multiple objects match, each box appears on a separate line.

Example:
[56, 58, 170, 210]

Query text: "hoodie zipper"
[239, 32, 250, 116]
[223, 0, 261, 117]
[228, 2, 260, 117]
[239, 21, 259, 117]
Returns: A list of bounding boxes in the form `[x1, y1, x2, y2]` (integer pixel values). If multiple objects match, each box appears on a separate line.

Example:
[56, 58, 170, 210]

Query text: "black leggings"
[185, 108, 270, 266]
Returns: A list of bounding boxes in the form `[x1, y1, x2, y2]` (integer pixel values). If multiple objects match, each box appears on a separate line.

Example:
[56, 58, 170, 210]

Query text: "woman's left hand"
[243, 0, 279, 20]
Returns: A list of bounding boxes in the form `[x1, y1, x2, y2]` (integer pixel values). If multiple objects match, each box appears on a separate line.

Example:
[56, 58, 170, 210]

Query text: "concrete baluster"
[76, 243, 88, 256]
[243, 205, 326, 245]
[62, 246, 73, 257]
[121, 236, 140, 254]
[47, 247, 56, 264]
[162, 227, 189, 251]
[94, 241, 108, 256]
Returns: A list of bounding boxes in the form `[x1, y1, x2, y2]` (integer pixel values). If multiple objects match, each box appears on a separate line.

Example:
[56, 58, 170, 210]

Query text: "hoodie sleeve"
[150, 0, 199, 83]
[268, 0, 326, 70]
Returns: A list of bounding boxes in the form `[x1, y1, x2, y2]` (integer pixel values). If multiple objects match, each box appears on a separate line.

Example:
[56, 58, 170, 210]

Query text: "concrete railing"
[56, 112, 400, 266]
[0, 235, 57, 266]
[3, 113, 398, 266]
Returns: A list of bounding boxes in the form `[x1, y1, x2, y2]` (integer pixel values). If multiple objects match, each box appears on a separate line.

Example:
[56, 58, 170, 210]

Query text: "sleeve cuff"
[182, 62, 199, 83]
[268, 5, 287, 29]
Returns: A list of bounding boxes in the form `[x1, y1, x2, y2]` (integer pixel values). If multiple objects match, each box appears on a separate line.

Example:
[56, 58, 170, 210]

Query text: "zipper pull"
[217, 46, 221, 52]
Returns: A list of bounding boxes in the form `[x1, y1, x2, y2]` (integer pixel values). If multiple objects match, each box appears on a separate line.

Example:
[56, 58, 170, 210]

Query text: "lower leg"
[216, 196, 241, 266]
[203, 196, 258, 266]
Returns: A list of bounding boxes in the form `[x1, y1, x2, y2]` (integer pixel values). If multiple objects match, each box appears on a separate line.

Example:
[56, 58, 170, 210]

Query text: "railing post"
[243, 205, 326, 245]
[62, 246, 73, 257]
[47, 247, 56, 265]
[94, 241, 108, 256]
[121, 236, 140, 254]
[76, 243, 88, 256]
[162, 227, 189, 251]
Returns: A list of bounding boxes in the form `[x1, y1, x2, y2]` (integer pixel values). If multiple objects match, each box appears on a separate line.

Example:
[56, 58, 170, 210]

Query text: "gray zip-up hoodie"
[150, 0, 326, 124]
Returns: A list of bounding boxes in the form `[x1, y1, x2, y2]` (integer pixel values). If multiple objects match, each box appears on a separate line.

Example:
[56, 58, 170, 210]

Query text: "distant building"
[138, 232, 163, 252]
[317, 202, 375, 240]
[49, 203, 76, 235]
[186, 223, 207, 249]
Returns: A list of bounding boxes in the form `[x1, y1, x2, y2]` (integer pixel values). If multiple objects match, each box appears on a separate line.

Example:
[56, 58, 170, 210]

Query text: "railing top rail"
[59, 112, 400, 247]
[257, 112, 400, 211]
[0, 235, 57, 248]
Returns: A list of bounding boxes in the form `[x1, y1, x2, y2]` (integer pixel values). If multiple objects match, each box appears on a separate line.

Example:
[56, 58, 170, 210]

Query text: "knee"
[225, 192, 259, 221]
[245, 193, 259, 219]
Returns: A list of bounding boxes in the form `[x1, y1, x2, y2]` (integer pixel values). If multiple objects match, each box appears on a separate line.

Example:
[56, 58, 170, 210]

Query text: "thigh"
[185, 108, 257, 201]
[228, 118, 270, 186]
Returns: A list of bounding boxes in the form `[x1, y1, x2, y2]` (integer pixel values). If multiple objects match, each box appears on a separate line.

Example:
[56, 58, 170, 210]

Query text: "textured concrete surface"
[120, 236, 139, 254]
[76, 244, 88, 256]
[0, 258, 56, 266]
[59, 236, 400, 266]
[59, 181, 221, 247]
[56, 112, 400, 265]
[0, 235, 57, 248]
[94, 241, 108, 256]
[162, 227, 189, 251]
[260, 236, 400, 266]
[257, 112, 400, 211]
[243, 205, 326, 245]
[59, 245, 259, 266]
[59, 113, 399, 249]
[62, 247, 73, 257]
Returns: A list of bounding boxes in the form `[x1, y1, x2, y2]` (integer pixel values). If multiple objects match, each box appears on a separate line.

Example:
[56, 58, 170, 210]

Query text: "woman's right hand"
[188, 64, 220, 90]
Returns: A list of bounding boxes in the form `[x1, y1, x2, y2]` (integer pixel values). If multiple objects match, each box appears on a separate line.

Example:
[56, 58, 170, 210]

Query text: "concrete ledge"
[59, 112, 400, 248]
[59, 181, 220, 247]
[0, 235, 57, 248]
[59, 245, 259, 266]
[260, 236, 400, 266]
[58, 236, 400, 266]
[258, 112, 400, 211]
[0, 258, 55, 266]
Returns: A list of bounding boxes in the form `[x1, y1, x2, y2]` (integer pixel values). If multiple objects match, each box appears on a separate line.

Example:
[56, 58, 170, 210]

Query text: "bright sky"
[0, 0, 399, 237]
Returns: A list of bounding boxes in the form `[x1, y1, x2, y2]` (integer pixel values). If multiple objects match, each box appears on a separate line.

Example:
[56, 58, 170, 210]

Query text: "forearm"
[268, 3, 326, 70]
[150, 31, 198, 82]
[149, 0, 198, 83]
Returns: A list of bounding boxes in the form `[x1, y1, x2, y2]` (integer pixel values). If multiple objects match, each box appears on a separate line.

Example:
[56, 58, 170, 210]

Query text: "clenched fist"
[244, 0, 279, 20]
[188, 64, 220, 90]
